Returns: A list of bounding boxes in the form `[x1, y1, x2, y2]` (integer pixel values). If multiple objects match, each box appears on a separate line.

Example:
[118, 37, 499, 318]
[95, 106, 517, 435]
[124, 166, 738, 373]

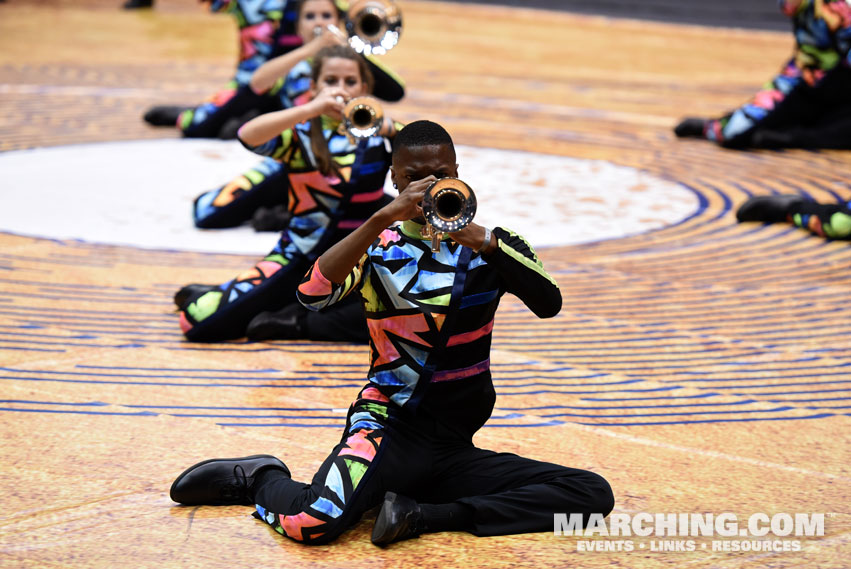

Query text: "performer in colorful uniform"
[191, 0, 404, 230]
[143, 0, 303, 138]
[177, 45, 401, 343]
[737, 193, 851, 239]
[169, 120, 615, 546]
[675, 0, 851, 149]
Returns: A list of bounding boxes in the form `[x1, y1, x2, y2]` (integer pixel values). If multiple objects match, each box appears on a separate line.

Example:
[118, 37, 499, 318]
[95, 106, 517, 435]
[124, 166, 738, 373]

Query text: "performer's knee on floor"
[255, 505, 351, 545]
[585, 472, 615, 517]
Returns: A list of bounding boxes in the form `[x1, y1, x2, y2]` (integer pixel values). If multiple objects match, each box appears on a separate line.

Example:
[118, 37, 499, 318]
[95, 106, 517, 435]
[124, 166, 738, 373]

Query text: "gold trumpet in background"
[338, 96, 384, 140]
[345, 0, 402, 55]
[421, 178, 477, 252]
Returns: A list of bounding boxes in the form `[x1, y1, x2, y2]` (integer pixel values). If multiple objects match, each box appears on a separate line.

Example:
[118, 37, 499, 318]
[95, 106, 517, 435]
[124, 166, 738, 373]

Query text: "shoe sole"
[370, 491, 398, 546]
[169, 454, 287, 504]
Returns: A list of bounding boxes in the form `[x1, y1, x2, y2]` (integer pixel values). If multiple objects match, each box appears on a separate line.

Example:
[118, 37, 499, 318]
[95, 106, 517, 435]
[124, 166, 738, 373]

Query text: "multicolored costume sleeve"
[297, 222, 561, 414]
[704, 0, 851, 146]
[178, 118, 394, 342]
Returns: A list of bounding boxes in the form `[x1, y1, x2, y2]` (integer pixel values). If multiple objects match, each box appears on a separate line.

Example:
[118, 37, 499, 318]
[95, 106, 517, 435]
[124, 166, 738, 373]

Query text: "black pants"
[252, 394, 614, 544]
[733, 65, 851, 149]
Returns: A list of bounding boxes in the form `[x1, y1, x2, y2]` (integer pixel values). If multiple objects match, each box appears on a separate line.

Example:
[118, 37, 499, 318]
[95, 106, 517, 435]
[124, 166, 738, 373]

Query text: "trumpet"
[338, 95, 384, 140]
[420, 178, 477, 252]
[345, 0, 402, 55]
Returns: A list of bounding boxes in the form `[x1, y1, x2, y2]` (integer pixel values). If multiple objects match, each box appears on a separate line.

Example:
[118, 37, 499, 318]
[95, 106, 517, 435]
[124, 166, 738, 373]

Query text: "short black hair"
[392, 120, 454, 155]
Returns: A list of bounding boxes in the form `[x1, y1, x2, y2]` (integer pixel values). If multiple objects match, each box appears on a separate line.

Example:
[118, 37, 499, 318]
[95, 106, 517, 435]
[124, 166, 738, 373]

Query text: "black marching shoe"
[170, 454, 289, 506]
[246, 304, 308, 341]
[174, 284, 218, 309]
[735, 195, 804, 223]
[674, 117, 706, 138]
[371, 492, 426, 546]
[143, 105, 186, 127]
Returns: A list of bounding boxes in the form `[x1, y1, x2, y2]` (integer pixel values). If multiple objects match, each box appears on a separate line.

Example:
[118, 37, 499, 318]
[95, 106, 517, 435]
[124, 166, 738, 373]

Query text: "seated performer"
[674, 0, 851, 149]
[177, 44, 401, 343]
[737, 193, 851, 239]
[192, 0, 404, 230]
[143, 0, 300, 138]
[169, 120, 615, 546]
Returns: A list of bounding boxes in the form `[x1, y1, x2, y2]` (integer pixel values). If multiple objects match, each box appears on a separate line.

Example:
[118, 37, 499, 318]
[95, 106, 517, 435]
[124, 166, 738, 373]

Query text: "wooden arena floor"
[1, 1, 850, 567]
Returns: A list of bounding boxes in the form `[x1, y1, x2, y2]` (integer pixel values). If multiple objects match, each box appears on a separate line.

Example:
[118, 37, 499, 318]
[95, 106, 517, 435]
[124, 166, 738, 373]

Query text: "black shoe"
[371, 492, 425, 546]
[174, 284, 218, 309]
[674, 117, 706, 138]
[170, 454, 289, 506]
[251, 205, 291, 232]
[736, 195, 805, 223]
[246, 304, 307, 341]
[218, 110, 261, 140]
[143, 105, 186, 127]
[123, 0, 153, 8]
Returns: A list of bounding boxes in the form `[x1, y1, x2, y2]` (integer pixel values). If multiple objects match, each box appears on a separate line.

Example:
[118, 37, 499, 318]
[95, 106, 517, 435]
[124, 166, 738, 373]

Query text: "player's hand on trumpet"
[382, 175, 435, 223]
[309, 87, 348, 119]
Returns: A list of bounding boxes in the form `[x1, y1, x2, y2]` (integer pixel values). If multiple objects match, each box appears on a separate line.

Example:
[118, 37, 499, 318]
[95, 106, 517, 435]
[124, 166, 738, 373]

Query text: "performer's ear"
[390, 167, 399, 191]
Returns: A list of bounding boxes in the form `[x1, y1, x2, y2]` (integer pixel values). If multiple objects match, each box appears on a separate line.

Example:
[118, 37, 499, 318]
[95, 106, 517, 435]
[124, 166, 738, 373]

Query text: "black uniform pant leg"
[193, 159, 289, 229]
[421, 442, 614, 537]
[252, 404, 431, 544]
[747, 66, 851, 149]
[304, 295, 369, 343]
[181, 84, 282, 138]
[181, 254, 308, 342]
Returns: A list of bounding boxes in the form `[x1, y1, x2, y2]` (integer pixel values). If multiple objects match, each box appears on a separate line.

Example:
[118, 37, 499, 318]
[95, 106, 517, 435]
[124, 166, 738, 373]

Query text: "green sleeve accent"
[268, 77, 285, 96]
[497, 236, 559, 288]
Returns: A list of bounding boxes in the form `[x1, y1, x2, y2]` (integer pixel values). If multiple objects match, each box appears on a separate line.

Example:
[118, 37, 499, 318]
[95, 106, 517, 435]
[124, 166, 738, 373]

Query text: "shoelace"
[219, 464, 249, 503]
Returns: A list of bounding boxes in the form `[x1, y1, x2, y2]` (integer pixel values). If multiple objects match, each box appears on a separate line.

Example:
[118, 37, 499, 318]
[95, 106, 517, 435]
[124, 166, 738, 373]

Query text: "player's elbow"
[533, 292, 562, 319]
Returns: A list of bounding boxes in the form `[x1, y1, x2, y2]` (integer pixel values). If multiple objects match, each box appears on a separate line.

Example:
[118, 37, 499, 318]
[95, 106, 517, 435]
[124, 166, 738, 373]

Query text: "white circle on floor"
[0, 139, 698, 254]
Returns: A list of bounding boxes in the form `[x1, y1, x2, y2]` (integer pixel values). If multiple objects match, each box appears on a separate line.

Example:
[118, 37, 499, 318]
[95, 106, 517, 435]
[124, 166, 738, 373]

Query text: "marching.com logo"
[554, 513, 826, 553]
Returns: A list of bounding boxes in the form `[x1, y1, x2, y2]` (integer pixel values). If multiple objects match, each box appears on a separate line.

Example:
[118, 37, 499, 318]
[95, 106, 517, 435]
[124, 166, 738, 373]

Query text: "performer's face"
[298, 0, 340, 42]
[391, 143, 458, 193]
[313, 56, 368, 103]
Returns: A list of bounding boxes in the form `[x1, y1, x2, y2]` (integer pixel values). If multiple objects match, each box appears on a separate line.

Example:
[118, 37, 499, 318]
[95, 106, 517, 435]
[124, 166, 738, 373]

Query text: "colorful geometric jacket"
[706, 0, 851, 143]
[238, 117, 396, 260]
[296, 223, 562, 434]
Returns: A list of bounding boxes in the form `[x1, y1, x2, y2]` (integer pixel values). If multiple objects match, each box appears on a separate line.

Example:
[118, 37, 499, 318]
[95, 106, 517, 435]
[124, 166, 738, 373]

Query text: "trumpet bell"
[340, 96, 384, 139]
[422, 178, 477, 233]
[346, 0, 402, 55]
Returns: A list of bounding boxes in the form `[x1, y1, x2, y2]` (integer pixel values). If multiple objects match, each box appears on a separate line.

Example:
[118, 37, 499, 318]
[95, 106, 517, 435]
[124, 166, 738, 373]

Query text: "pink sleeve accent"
[297, 261, 335, 297]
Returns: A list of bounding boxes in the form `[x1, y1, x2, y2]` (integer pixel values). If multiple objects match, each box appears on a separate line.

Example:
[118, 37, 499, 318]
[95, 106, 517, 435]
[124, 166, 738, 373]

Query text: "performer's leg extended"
[789, 200, 851, 239]
[372, 440, 613, 543]
[253, 389, 428, 545]
[178, 83, 280, 139]
[177, 242, 307, 342]
[193, 158, 288, 228]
